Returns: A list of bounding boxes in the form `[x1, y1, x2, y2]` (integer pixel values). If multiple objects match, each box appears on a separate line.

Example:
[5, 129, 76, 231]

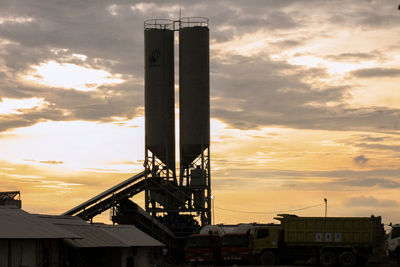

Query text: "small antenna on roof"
[179, 8, 182, 20]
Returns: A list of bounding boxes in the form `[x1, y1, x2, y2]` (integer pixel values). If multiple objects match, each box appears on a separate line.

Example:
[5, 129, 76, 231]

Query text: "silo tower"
[144, 19, 177, 216]
[179, 17, 211, 226]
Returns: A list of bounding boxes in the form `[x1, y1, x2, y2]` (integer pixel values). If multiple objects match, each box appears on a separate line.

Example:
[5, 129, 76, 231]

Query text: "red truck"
[184, 233, 221, 264]
[220, 232, 254, 265]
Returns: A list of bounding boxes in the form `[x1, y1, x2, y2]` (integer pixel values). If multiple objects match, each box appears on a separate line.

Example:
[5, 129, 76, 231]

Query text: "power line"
[215, 203, 323, 214]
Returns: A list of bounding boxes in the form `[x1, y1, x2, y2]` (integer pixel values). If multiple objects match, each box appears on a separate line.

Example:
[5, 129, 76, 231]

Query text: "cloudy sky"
[1, 0, 400, 225]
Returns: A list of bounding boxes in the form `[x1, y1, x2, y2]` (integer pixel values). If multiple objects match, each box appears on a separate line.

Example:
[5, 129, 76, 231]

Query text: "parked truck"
[253, 214, 384, 267]
[184, 225, 225, 264]
[220, 223, 269, 265]
[221, 231, 253, 264]
[387, 223, 400, 263]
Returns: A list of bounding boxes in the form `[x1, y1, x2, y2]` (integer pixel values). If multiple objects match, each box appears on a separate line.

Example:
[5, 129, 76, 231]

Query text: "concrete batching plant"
[64, 17, 211, 241]
[144, 17, 211, 232]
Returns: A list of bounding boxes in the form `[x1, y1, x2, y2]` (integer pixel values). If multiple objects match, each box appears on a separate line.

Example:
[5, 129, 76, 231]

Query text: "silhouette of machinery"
[63, 17, 211, 255]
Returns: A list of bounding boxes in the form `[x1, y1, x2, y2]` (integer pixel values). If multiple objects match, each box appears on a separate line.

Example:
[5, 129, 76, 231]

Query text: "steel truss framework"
[144, 147, 211, 227]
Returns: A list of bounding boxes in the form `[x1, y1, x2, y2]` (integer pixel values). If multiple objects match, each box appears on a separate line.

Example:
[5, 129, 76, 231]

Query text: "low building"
[0, 192, 165, 267]
[39, 215, 165, 267]
[0, 206, 80, 267]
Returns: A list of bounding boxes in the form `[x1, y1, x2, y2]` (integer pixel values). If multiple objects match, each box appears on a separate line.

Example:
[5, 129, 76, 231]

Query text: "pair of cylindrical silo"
[144, 18, 209, 177]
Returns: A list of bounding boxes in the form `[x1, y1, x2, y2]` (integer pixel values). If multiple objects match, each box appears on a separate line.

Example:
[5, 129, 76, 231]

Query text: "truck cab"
[220, 232, 253, 264]
[184, 233, 221, 264]
[253, 225, 283, 265]
[387, 224, 400, 261]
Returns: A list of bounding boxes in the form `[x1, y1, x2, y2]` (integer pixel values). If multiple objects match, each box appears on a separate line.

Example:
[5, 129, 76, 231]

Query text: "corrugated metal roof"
[60, 224, 124, 248]
[38, 215, 164, 248]
[97, 224, 164, 247]
[0, 207, 80, 239]
[37, 214, 89, 225]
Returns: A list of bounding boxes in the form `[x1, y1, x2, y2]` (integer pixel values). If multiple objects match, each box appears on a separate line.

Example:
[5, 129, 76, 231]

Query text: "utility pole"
[211, 195, 215, 224]
[324, 198, 328, 218]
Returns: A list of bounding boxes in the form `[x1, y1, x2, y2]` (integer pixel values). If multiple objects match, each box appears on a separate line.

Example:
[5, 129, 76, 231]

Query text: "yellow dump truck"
[253, 214, 384, 267]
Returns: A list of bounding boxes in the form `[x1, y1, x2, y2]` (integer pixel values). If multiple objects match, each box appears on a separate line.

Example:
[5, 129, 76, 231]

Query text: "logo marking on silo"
[149, 48, 161, 67]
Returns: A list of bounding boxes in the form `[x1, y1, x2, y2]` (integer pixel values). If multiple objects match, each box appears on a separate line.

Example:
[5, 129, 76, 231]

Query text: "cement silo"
[179, 17, 210, 168]
[144, 20, 176, 175]
[179, 17, 211, 226]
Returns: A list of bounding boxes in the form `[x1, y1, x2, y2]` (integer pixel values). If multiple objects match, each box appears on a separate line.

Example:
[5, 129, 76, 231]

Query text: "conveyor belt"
[62, 170, 182, 259]
[63, 170, 148, 219]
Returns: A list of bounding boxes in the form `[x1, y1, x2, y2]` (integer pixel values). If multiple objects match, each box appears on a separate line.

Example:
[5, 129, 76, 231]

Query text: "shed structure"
[0, 207, 165, 267]
[0, 207, 79, 267]
[39, 215, 165, 267]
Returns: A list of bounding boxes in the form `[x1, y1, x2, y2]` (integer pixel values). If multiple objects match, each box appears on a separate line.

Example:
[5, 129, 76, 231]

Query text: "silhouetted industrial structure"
[0, 191, 21, 208]
[143, 17, 211, 231]
[63, 17, 211, 258]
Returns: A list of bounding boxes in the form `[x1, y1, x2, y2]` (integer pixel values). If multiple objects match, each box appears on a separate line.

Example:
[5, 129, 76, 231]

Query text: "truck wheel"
[338, 251, 356, 267]
[319, 251, 336, 267]
[261, 251, 276, 266]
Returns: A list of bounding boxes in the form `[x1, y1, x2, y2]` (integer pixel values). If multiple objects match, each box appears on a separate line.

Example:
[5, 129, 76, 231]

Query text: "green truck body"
[278, 214, 383, 247]
[253, 214, 385, 267]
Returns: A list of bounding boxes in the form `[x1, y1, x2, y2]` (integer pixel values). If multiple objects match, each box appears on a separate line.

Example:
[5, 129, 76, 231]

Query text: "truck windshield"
[222, 235, 249, 247]
[186, 236, 212, 248]
[392, 227, 400, 239]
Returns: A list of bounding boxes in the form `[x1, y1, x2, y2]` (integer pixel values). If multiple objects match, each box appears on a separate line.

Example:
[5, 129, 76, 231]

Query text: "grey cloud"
[262, 10, 299, 30]
[0, 108, 68, 132]
[0, 0, 399, 134]
[270, 39, 304, 48]
[0, 82, 143, 132]
[0, 159, 136, 188]
[351, 68, 400, 78]
[327, 0, 400, 29]
[0, 0, 164, 132]
[357, 11, 400, 28]
[0, 0, 305, 67]
[0, 1, 146, 76]
[338, 178, 400, 188]
[213, 166, 400, 190]
[326, 52, 381, 62]
[39, 161, 64, 165]
[211, 56, 400, 131]
[353, 155, 369, 166]
[202, 2, 305, 43]
[269, 168, 398, 180]
[359, 136, 385, 142]
[356, 143, 400, 152]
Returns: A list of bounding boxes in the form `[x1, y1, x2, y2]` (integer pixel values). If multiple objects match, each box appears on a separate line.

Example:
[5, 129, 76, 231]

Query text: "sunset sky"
[1, 0, 400, 225]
